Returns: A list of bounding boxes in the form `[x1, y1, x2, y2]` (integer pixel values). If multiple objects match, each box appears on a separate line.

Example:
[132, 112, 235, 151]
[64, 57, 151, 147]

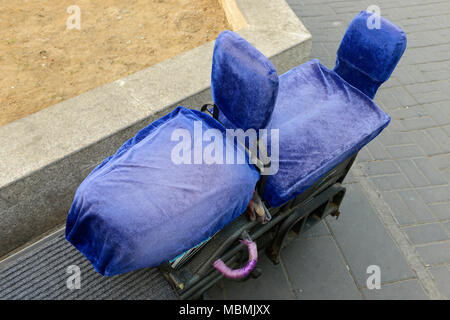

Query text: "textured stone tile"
[361, 161, 400, 176]
[326, 184, 414, 287]
[356, 148, 373, 162]
[386, 145, 424, 159]
[397, 189, 437, 223]
[282, 236, 362, 300]
[379, 132, 412, 146]
[429, 203, 450, 220]
[391, 105, 427, 119]
[426, 127, 450, 153]
[430, 266, 450, 299]
[400, 117, 438, 131]
[417, 186, 450, 203]
[396, 159, 429, 187]
[222, 255, 296, 300]
[416, 241, 450, 265]
[381, 192, 416, 226]
[442, 221, 450, 234]
[413, 158, 447, 185]
[403, 223, 448, 245]
[429, 154, 450, 171]
[301, 220, 330, 239]
[370, 174, 411, 191]
[406, 131, 442, 156]
[343, 170, 357, 184]
[362, 279, 428, 300]
[366, 140, 390, 160]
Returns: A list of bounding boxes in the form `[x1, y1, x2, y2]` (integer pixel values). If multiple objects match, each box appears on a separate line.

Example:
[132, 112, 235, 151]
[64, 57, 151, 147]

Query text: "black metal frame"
[159, 105, 357, 300]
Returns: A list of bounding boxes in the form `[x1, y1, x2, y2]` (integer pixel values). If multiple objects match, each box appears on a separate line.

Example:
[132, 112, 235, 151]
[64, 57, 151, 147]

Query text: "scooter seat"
[263, 60, 390, 207]
[66, 107, 259, 276]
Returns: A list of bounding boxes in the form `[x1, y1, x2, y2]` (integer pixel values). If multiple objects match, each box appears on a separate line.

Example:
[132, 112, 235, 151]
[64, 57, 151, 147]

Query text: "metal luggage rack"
[160, 152, 356, 300]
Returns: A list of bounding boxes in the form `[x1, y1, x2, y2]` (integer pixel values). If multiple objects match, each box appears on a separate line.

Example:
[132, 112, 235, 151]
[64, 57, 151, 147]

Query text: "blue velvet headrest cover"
[211, 30, 279, 131]
[334, 11, 407, 98]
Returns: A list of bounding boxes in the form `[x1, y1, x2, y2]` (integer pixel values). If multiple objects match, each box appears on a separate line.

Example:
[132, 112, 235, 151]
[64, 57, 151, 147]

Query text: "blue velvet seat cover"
[67, 12, 406, 274]
[334, 11, 407, 98]
[212, 30, 279, 131]
[66, 107, 259, 276]
[263, 60, 390, 207]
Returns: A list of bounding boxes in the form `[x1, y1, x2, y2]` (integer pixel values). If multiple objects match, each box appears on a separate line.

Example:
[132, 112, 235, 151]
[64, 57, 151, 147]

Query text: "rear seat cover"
[263, 60, 390, 206]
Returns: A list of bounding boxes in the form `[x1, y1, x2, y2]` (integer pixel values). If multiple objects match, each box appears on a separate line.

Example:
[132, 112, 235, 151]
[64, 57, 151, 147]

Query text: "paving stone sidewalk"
[208, 0, 450, 300]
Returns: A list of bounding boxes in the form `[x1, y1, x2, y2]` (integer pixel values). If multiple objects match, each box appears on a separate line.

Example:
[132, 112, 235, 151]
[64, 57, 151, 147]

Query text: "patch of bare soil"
[0, 0, 230, 126]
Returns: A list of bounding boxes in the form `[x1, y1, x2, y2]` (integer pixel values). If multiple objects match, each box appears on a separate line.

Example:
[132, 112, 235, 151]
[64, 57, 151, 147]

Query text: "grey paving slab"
[391, 105, 427, 120]
[417, 185, 450, 203]
[356, 148, 373, 162]
[326, 184, 414, 287]
[396, 159, 429, 187]
[217, 255, 296, 300]
[429, 154, 450, 171]
[429, 203, 450, 220]
[366, 140, 391, 161]
[406, 131, 442, 156]
[443, 124, 450, 137]
[424, 101, 450, 126]
[413, 158, 448, 185]
[381, 191, 417, 226]
[443, 221, 450, 234]
[430, 265, 450, 299]
[370, 174, 411, 191]
[378, 132, 412, 146]
[402, 223, 448, 245]
[416, 241, 450, 265]
[376, 89, 402, 110]
[400, 117, 438, 131]
[397, 189, 437, 223]
[426, 128, 450, 153]
[361, 161, 400, 176]
[444, 170, 450, 184]
[362, 279, 428, 300]
[301, 220, 330, 239]
[281, 236, 362, 300]
[385, 118, 407, 132]
[386, 87, 418, 107]
[343, 170, 358, 184]
[386, 145, 425, 159]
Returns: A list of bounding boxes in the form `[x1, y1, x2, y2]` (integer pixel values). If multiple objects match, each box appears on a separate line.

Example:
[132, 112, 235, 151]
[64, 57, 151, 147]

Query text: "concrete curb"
[0, 0, 312, 258]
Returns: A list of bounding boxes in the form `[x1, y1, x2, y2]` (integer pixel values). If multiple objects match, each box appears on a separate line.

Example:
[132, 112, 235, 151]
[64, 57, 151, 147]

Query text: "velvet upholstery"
[66, 107, 260, 276]
[263, 60, 391, 207]
[211, 30, 279, 131]
[66, 14, 406, 276]
[334, 11, 407, 98]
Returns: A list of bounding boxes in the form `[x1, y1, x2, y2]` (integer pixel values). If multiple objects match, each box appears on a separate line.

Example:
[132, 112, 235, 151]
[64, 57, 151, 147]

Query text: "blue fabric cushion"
[263, 60, 390, 207]
[211, 30, 279, 131]
[66, 106, 259, 276]
[334, 11, 407, 98]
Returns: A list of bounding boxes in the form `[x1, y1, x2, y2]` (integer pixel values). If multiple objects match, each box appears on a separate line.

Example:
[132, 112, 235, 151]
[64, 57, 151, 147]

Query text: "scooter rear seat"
[262, 59, 390, 207]
[216, 12, 406, 207]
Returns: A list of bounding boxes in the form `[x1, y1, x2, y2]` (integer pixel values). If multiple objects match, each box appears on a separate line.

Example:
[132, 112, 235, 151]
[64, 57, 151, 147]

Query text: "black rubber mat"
[0, 229, 176, 300]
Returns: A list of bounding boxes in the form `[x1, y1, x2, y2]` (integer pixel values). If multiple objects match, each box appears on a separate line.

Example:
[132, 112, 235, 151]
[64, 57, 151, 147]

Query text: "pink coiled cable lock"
[213, 239, 258, 279]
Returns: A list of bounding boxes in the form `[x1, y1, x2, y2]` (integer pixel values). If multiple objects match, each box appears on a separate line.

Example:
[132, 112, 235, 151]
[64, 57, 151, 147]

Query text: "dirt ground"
[0, 0, 230, 126]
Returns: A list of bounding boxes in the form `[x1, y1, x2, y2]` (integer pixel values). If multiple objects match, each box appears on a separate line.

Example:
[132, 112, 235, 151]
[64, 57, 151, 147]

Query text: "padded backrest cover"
[211, 31, 279, 131]
[334, 11, 407, 98]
